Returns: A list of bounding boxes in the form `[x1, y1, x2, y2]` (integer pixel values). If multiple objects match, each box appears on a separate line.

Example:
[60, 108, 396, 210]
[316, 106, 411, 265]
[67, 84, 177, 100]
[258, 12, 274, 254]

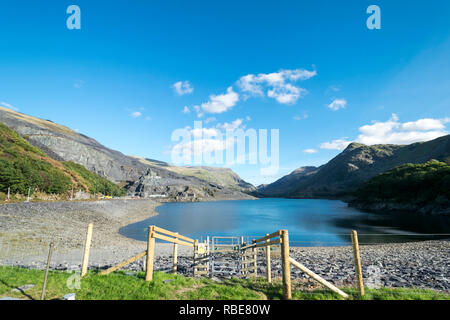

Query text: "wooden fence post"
[280, 230, 291, 300]
[252, 239, 257, 277]
[41, 243, 54, 300]
[145, 226, 155, 281]
[265, 234, 271, 283]
[193, 240, 198, 276]
[173, 232, 178, 274]
[351, 230, 365, 297]
[81, 223, 93, 277]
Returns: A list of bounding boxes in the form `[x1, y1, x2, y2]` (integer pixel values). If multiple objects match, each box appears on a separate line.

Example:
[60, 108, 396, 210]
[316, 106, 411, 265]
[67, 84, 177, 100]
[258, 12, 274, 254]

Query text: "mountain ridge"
[258, 135, 450, 198]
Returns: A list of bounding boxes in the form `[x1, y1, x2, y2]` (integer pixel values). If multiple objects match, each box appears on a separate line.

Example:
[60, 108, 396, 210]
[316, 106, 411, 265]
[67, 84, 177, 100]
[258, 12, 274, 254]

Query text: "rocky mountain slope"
[133, 157, 256, 193]
[0, 122, 124, 199]
[258, 135, 450, 198]
[0, 107, 255, 200]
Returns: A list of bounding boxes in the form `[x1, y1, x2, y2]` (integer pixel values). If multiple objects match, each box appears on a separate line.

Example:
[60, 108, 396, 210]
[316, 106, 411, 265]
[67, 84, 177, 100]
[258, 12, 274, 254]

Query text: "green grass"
[1, 266, 449, 300]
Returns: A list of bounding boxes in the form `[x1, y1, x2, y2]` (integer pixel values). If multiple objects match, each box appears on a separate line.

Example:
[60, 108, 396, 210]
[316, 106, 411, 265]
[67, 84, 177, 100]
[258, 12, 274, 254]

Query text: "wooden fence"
[240, 229, 354, 300]
[99, 225, 196, 281]
[92, 224, 364, 300]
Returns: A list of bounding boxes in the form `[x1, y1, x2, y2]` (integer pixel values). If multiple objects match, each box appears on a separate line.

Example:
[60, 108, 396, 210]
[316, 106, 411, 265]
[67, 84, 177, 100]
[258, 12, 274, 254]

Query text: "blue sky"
[0, 0, 449, 185]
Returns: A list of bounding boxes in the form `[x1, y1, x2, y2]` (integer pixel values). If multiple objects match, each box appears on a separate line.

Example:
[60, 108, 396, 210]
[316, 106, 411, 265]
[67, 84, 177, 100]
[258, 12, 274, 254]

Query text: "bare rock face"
[0, 107, 255, 199]
[0, 106, 148, 183]
[258, 135, 450, 198]
[126, 168, 254, 201]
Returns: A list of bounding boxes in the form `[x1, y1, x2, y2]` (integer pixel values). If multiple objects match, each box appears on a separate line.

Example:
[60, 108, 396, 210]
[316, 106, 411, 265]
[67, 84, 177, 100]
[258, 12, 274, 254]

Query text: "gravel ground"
[0, 200, 449, 292]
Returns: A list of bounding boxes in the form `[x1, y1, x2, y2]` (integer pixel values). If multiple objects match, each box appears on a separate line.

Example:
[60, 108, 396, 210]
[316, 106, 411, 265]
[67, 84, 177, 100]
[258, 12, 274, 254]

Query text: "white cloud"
[327, 99, 347, 111]
[187, 68, 316, 117]
[173, 81, 194, 95]
[196, 87, 239, 115]
[356, 114, 449, 145]
[327, 85, 340, 93]
[182, 106, 190, 114]
[172, 125, 234, 160]
[293, 114, 308, 121]
[320, 139, 352, 150]
[268, 83, 305, 104]
[216, 118, 245, 131]
[172, 137, 235, 161]
[0, 101, 18, 111]
[130, 111, 142, 118]
[303, 148, 318, 154]
[171, 118, 250, 162]
[401, 118, 448, 131]
[204, 117, 216, 124]
[320, 114, 450, 150]
[237, 68, 316, 104]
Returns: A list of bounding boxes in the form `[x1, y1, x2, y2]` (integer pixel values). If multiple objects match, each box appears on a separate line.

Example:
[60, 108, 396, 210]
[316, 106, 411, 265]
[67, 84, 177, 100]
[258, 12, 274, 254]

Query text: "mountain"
[350, 160, 450, 215]
[0, 122, 124, 199]
[132, 157, 256, 193]
[258, 135, 450, 198]
[0, 106, 148, 183]
[0, 107, 255, 200]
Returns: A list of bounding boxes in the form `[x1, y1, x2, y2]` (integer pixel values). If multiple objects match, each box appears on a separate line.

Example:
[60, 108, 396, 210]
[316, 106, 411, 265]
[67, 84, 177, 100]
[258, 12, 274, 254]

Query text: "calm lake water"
[119, 199, 450, 246]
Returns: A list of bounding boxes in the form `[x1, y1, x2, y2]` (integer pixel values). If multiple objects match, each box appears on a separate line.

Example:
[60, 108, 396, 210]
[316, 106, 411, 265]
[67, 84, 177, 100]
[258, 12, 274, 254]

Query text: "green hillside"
[353, 160, 450, 208]
[0, 122, 125, 198]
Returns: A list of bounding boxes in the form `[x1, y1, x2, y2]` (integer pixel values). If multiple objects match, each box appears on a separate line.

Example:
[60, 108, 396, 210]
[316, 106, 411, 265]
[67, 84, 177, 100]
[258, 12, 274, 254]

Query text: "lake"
[119, 198, 450, 246]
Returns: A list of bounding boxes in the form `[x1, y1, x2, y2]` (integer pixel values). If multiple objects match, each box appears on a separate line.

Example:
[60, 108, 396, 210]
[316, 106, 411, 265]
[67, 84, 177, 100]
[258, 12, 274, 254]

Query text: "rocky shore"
[349, 200, 450, 216]
[1, 200, 449, 292]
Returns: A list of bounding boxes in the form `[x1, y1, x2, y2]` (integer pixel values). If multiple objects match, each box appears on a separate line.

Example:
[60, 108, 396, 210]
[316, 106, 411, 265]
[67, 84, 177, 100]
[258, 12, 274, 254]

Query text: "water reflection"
[119, 198, 450, 246]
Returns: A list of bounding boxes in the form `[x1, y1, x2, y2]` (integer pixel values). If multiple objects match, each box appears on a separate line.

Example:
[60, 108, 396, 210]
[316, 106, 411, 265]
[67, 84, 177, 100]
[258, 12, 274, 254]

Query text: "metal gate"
[210, 236, 242, 278]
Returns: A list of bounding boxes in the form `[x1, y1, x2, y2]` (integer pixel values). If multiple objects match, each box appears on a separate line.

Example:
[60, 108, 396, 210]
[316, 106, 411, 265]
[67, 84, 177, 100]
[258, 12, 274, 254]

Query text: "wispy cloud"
[320, 138, 352, 150]
[303, 148, 318, 154]
[0, 101, 19, 111]
[173, 81, 194, 95]
[327, 98, 347, 111]
[293, 114, 308, 121]
[73, 80, 84, 89]
[216, 118, 245, 131]
[182, 106, 190, 114]
[130, 111, 142, 118]
[204, 117, 216, 124]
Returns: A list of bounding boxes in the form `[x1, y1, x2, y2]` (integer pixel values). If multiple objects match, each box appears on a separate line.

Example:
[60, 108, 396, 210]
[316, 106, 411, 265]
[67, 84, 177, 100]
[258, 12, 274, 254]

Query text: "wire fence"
[1, 230, 449, 299]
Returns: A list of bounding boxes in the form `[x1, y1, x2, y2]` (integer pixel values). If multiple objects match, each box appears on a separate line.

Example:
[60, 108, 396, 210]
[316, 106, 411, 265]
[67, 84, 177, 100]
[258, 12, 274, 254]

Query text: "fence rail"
[3, 221, 444, 300]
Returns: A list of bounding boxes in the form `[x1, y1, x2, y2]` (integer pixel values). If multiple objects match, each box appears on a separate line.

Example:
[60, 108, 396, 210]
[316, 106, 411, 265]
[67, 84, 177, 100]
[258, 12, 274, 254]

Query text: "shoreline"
[1, 199, 449, 292]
